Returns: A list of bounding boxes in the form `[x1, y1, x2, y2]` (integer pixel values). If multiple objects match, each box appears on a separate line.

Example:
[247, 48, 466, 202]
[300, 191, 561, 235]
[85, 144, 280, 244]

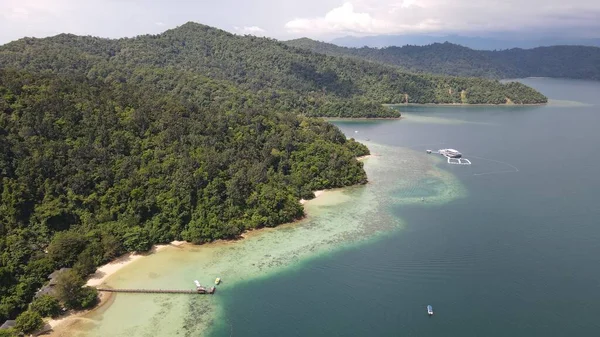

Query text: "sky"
[1, 0, 599, 44]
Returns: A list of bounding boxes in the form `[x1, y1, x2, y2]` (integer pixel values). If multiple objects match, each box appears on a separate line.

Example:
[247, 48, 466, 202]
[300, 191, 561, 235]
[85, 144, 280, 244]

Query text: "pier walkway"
[96, 287, 216, 295]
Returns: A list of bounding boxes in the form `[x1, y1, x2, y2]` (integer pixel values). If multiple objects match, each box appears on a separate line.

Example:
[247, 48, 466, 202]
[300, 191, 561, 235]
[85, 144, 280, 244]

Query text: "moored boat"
[215, 277, 221, 285]
[439, 149, 462, 158]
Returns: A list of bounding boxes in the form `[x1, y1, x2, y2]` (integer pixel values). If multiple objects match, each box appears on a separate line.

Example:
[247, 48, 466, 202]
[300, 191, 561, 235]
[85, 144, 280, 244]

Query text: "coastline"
[44, 241, 186, 334]
[44, 154, 374, 335]
[324, 117, 402, 121]
[383, 102, 546, 107]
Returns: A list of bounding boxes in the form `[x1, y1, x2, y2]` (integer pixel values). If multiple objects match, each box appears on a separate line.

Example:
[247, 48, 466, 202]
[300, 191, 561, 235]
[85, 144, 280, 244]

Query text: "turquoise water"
[209, 78, 600, 336]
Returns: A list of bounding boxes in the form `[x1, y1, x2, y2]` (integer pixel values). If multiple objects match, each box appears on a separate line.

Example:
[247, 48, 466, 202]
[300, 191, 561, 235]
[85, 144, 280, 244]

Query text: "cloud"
[155, 22, 166, 26]
[285, 2, 442, 36]
[234, 26, 266, 35]
[285, 3, 397, 35]
[284, 0, 600, 37]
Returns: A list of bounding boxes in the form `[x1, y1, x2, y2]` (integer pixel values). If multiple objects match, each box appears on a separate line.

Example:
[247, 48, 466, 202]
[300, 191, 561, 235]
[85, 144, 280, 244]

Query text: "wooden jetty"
[97, 286, 216, 295]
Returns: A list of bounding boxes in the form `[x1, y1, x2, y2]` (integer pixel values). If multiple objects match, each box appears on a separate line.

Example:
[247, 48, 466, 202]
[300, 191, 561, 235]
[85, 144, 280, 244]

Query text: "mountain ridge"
[285, 38, 600, 81]
[0, 22, 547, 107]
[331, 34, 600, 50]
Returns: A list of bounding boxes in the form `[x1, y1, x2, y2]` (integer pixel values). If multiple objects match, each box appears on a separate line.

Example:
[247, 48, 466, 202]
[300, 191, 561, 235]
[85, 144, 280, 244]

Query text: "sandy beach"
[44, 241, 187, 334]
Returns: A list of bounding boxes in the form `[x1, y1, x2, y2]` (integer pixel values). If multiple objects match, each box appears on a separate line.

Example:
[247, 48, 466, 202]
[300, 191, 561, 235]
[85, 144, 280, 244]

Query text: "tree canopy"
[14, 310, 43, 334]
[0, 22, 546, 108]
[30, 295, 61, 318]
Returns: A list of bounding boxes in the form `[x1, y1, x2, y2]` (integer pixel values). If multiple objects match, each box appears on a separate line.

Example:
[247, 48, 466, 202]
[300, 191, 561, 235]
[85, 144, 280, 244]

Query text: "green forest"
[0, 69, 371, 327]
[0, 22, 546, 107]
[285, 38, 600, 81]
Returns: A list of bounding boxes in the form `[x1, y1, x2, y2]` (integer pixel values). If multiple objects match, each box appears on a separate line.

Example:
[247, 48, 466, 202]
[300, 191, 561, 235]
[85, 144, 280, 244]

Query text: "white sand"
[86, 241, 185, 287]
[46, 241, 187, 331]
[300, 190, 325, 205]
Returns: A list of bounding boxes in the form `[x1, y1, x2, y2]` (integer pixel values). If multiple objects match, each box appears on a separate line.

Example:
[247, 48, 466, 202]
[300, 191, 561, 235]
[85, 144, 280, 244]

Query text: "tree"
[47, 231, 88, 268]
[77, 287, 99, 309]
[123, 227, 152, 253]
[53, 270, 85, 310]
[30, 295, 61, 318]
[14, 310, 43, 335]
[53, 270, 98, 310]
[101, 233, 124, 261]
[0, 329, 15, 337]
[73, 248, 98, 277]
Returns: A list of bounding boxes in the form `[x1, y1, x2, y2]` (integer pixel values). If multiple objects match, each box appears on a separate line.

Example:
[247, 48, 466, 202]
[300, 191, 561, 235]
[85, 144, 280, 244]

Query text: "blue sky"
[1, 0, 599, 44]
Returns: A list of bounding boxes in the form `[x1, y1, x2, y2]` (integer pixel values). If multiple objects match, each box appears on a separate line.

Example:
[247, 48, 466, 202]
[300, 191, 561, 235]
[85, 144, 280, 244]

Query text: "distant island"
[285, 38, 600, 81]
[0, 22, 548, 335]
[330, 34, 600, 50]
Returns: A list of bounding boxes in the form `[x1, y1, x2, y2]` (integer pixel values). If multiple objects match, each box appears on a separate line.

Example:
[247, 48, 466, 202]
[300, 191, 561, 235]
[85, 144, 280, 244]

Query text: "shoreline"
[44, 241, 187, 334]
[383, 102, 546, 107]
[324, 117, 401, 121]
[44, 154, 374, 335]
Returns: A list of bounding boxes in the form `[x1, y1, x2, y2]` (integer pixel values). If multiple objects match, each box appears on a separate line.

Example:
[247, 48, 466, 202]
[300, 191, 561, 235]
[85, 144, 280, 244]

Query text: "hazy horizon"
[1, 0, 599, 45]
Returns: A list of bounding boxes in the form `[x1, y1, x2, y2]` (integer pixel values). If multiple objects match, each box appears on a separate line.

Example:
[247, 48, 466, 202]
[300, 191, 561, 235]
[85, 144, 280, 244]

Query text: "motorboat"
[427, 305, 434, 316]
[215, 277, 221, 285]
[438, 149, 462, 158]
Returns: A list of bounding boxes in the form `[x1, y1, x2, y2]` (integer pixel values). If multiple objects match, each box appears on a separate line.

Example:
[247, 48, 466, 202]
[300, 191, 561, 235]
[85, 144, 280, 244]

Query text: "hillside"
[0, 22, 546, 107]
[285, 39, 600, 81]
[0, 68, 372, 323]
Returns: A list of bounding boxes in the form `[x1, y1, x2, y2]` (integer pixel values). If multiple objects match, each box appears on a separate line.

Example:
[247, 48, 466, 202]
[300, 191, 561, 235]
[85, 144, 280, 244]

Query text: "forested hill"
[0, 22, 546, 106]
[285, 38, 600, 81]
[0, 68, 371, 324]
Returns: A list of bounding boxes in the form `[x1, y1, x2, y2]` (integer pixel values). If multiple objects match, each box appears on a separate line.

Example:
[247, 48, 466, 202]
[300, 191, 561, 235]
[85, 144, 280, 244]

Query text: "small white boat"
[215, 277, 221, 285]
[427, 305, 434, 316]
[439, 149, 462, 158]
[194, 280, 201, 288]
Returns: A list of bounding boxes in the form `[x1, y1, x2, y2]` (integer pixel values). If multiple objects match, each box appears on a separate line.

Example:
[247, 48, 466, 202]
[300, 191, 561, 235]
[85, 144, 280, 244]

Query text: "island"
[0, 21, 547, 336]
[285, 38, 600, 81]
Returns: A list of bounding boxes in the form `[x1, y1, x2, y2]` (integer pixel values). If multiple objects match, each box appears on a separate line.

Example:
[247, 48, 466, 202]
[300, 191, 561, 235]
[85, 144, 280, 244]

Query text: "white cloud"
[286, 3, 394, 35]
[285, 2, 441, 36]
[234, 26, 266, 35]
[284, 0, 600, 37]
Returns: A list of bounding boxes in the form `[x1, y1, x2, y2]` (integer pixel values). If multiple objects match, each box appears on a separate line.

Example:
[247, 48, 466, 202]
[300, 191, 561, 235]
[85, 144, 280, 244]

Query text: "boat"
[194, 280, 201, 288]
[427, 305, 434, 316]
[438, 149, 462, 158]
[215, 277, 221, 285]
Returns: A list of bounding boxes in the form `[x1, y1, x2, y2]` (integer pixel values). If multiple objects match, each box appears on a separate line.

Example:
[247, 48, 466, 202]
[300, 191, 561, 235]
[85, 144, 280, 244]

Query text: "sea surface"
[67, 78, 600, 336]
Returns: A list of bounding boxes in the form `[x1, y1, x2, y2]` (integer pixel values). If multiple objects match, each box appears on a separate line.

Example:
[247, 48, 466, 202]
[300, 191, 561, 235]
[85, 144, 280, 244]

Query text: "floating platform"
[447, 157, 471, 165]
[97, 287, 216, 295]
[427, 149, 472, 165]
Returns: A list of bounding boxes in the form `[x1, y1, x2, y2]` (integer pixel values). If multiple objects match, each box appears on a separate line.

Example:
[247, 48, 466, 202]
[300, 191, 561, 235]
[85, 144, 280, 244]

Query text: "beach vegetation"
[30, 295, 61, 318]
[14, 310, 43, 334]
